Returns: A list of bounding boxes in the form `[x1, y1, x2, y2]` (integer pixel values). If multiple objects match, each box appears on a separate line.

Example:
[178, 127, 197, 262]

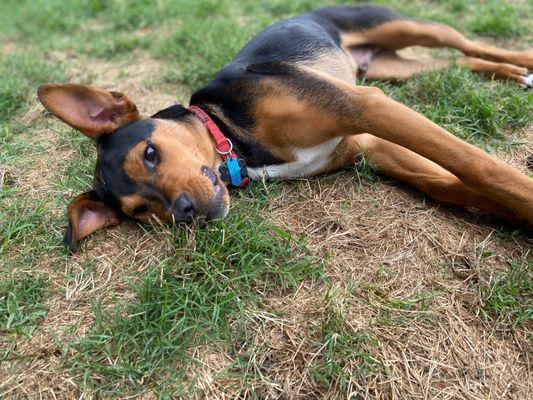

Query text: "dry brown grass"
[264, 171, 532, 399]
[0, 52, 179, 398]
[1, 48, 532, 399]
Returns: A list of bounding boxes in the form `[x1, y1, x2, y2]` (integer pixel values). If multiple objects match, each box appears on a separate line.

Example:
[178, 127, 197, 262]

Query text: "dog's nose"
[172, 194, 197, 221]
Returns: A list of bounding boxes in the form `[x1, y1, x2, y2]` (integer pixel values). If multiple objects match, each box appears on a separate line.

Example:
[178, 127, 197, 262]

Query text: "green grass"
[479, 259, 532, 328]
[470, 2, 523, 37]
[65, 187, 320, 397]
[373, 289, 442, 328]
[0, 52, 65, 125]
[0, 0, 532, 397]
[0, 272, 48, 336]
[370, 66, 532, 150]
[310, 288, 382, 392]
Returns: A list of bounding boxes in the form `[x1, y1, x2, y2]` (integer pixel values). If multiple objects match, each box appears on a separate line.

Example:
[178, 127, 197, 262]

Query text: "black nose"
[173, 194, 196, 221]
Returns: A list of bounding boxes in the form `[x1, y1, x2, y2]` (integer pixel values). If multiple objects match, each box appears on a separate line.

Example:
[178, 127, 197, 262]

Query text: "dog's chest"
[247, 138, 342, 180]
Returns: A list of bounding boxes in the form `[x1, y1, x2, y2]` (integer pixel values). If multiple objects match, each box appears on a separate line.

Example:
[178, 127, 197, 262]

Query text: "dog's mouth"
[206, 180, 229, 220]
[202, 165, 229, 220]
[146, 167, 229, 224]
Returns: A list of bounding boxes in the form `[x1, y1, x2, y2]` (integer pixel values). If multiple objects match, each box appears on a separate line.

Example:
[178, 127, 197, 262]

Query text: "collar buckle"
[215, 138, 234, 155]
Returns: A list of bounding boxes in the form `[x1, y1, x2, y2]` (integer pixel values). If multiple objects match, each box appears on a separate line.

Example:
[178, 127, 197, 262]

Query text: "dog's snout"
[172, 194, 197, 221]
[201, 166, 218, 186]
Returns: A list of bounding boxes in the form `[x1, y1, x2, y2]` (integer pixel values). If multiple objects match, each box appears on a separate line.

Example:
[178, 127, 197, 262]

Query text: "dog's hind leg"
[259, 68, 533, 224]
[308, 5, 531, 84]
[351, 50, 532, 87]
[340, 19, 533, 70]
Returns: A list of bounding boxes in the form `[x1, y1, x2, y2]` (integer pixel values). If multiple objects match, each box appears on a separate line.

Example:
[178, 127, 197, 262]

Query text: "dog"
[37, 4, 533, 252]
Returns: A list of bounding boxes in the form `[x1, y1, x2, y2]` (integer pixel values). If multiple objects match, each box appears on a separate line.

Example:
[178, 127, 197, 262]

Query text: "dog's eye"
[144, 144, 157, 163]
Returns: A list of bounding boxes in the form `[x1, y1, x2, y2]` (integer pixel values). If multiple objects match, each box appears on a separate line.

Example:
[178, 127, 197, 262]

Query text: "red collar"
[188, 105, 250, 187]
[188, 105, 238, 159]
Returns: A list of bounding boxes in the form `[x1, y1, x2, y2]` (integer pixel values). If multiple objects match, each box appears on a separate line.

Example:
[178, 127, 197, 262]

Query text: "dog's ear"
[37, 84, 141, 140]
[64, 191, 123, 253]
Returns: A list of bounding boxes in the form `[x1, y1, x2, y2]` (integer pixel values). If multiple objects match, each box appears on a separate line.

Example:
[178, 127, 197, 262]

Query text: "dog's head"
[38, 84, 230, 252]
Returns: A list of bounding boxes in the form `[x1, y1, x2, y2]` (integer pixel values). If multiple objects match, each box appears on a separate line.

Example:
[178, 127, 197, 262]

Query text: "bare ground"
[0, 51, 532, 399]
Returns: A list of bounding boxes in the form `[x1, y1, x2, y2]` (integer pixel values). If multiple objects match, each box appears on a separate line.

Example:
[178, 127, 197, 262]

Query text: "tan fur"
[37, 84, 140, 139]
[298, 50, 356, 83]
[248, 63, 533, 224]
[340, 19, 533, 76]
[362, 50, 449, 80]
[253, 89, 341, 152]
[120, 193, 169, 223]
[37, 15, 533, 252]
[341, 20, 470, 50]
[65, 192, 122, 252]
[122, 119, 229, 222]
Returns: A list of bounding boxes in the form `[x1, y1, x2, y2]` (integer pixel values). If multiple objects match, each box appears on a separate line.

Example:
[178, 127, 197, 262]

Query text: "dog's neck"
[188, 104, 251, 187]
[152, 100, 283, 169]
[151, 103, 228, 165]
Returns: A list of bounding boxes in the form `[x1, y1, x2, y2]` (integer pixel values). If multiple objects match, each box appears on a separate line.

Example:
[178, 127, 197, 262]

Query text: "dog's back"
[189, 5, 402, 166]
[233, 4, 400, 65]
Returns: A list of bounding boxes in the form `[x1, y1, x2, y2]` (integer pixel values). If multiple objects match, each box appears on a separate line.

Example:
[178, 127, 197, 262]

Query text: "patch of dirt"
[1, 36, 26, 54]
[260, 170, 532, 399]
[65, 52, 190, 113]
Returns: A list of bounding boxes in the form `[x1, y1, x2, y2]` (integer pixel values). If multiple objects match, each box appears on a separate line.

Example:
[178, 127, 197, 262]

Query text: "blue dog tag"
[226, 158, 242, 187]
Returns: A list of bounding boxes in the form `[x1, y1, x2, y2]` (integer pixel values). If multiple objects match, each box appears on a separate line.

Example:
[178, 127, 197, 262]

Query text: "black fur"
[188, 4, 401, 167]
[306, 4, 401, 42]
[63, 218, 76, 252]
[95, 119, 155, 209]
[233, 17, 340, 65]
[191, 63, 286, 167]
[151, 104, 193, 121]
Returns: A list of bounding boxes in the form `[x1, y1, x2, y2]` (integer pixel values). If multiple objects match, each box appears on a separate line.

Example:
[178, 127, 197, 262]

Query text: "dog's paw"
[500, 64, 532, 89]
[519, 71, 533, 89]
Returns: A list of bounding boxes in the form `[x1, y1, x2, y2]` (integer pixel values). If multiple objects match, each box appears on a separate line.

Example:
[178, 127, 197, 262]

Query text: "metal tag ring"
[216, 138, 233, 155]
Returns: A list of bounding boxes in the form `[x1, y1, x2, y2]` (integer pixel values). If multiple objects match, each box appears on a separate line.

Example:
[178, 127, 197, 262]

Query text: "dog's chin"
[206, 182, 230, 220]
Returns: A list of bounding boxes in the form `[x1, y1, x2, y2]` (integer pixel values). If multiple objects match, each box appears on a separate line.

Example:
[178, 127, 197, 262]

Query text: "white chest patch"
[247, 138, 342, 180]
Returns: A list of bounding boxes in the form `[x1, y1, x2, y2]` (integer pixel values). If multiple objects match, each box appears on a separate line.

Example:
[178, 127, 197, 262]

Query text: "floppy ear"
[37, 83, 141, 139]
[64, 191, 123, 253]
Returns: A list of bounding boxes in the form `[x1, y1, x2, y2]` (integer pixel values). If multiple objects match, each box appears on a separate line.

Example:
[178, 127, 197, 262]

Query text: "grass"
[371, 66, 532, 150]
[66, 189, 320, 396]
[0, 52, 65, 124]
[479, 259, 533, 328]
[310, 288, 383, 392]
[0, 272, 48, 335]
[470, 2, 524, 37]
[0, 0, 532, 398]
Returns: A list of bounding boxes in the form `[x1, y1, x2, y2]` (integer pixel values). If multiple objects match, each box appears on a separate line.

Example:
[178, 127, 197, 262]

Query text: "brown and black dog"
[37, 4, 533, 252]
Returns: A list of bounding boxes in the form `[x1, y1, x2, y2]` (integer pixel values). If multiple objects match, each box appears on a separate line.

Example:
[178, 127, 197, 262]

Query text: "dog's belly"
[247, 137, 342, 179]
[298, 50, 357, 84]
